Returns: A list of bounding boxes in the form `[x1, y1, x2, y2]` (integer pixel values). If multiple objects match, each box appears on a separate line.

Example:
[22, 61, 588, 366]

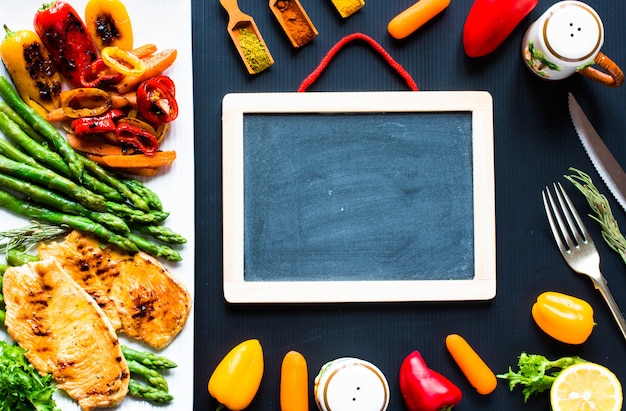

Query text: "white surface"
[0, 1, 195, 410]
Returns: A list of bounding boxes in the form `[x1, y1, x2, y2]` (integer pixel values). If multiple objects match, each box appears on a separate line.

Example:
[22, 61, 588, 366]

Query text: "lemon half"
[550, 362, 623, 411]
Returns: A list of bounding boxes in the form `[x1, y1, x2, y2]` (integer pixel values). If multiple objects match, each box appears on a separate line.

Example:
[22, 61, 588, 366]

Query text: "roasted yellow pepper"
[532, 291, 595, 344]
[0, 26, 62, 116]
[85, 0, 134, 51]
[208, 339, 264, 411]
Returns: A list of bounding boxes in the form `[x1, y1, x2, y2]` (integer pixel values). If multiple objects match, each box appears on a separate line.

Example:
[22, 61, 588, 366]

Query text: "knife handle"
[579, 52, 625, 88]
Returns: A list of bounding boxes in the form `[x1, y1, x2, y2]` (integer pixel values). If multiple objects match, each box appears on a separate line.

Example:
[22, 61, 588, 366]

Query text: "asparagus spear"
[133, 223, 187, 244]
[80, 157, 151, 212]
[128, 379, 174, 404]
[6, 249, 39, 266]
[0, 188, 137, 253]
[105, 202, 169, 224]
[0, 101, 46, 144]
[0, 111, 123, 202]
[0, 153, 106, 212]
[126, 360, 169, 392]
[0, 172, 129, 233]
[0, 76, 83, 181]
[127, 233, 181, 262]
[121, 345, 177, 369]
[121, 179, 163, 211]
[0, 128, 41, 168]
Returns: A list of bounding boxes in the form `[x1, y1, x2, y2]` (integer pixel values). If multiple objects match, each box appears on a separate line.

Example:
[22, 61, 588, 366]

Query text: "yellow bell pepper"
[208, 339, 264, 411]
[101, 46, 145, 76]
[0, 26, 62, 116]
[531, 291, 595, 344]
[85, 0, 134, 51]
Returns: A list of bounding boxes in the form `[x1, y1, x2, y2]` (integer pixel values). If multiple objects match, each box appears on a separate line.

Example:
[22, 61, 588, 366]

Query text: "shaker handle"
[579, 52, 625, 88]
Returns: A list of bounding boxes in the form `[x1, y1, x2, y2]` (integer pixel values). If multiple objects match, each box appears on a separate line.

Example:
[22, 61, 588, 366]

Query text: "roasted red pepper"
[71, 108, 124, 136]
[115, 122, 159, 155]
[463, 0, 538, 57]
[80, 58, 124, 88]
[136, 75, 178, 124]
[34, 1, 99, 87]
[399, 351, 462, 411]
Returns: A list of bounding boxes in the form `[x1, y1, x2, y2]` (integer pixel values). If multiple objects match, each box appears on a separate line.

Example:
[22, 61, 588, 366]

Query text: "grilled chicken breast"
[2, 258, 129, 410]
[39, 230, 192, 349]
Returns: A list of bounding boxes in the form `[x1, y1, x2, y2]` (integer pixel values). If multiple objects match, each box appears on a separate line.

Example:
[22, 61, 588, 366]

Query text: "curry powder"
[238, 27, 273, 73]
[275, 0, 317, 47]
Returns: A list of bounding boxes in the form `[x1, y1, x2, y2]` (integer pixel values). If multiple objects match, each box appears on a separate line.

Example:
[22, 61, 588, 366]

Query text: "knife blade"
[568, 92, 626, 212]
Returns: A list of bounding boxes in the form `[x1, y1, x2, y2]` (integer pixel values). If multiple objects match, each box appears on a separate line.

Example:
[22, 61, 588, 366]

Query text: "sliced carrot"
[388, 0, 451, 39]
[66, 133, 133, 156]
[87, 150, 176, 168]
[116, 48, 178, 93]
[131, 44, 158, 58]
[280, 351, 309, 411]
[115, 167, 159, 176]
[445, 333, 497, 395]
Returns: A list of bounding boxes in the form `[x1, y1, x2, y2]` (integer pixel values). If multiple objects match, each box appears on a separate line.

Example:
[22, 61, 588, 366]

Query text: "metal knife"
[568, 92, 626, 212]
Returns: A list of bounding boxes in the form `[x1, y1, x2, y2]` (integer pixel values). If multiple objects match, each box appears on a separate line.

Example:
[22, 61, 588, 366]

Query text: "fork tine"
[553, 182, 592, 246]
[542, 188, 568, 253]
[543, 185, 576, 252]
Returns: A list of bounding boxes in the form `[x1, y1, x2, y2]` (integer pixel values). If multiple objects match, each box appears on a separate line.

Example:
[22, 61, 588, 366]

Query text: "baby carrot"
[280, 350, 309, 411]
[445, 333, 497, 395]
[388, 0, 451, 40]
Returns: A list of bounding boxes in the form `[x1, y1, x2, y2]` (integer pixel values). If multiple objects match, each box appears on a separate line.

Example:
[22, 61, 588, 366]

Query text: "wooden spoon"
[270, 0, 318, 48]
[219, 0, 274, 74]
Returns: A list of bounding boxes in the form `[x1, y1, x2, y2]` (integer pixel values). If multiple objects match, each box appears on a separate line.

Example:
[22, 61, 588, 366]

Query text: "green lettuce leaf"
[0, 340, 60, 411]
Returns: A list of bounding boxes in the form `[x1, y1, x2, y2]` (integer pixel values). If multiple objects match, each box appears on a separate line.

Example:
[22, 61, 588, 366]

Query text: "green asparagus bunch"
[122, 345, 177, 404]
[0, 75, 186, 262]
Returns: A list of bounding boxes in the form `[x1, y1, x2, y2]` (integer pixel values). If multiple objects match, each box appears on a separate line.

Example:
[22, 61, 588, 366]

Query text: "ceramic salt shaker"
[313, 357, 389, 411]
[521, 0, 623, 87]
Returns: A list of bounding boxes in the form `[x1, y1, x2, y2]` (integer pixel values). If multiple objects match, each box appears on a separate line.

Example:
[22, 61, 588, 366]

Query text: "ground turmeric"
[330, 0, 365, 18]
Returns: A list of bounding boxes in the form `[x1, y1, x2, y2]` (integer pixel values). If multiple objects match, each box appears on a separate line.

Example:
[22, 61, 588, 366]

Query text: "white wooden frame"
[222, 91, 495, 303]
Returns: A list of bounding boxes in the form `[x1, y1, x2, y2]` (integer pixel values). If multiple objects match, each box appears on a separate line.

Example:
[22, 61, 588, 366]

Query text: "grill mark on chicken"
[2, 258, 129, 410]
[39, 230, 192, 349]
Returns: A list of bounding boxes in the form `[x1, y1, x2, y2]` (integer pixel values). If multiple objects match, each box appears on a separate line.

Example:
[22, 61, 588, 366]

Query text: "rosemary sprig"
[0, 221, 70, 255]
[564, 167, 626, 264]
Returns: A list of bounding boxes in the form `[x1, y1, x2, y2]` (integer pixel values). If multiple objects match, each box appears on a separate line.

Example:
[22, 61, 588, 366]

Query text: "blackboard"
[222, 91, 495, 303]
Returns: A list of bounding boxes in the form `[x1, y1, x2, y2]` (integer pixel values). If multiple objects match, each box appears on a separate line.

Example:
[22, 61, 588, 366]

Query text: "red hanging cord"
[298, 32, 418, 92]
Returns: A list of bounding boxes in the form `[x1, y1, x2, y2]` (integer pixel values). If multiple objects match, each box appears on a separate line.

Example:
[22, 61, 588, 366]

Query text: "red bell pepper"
[399, 351, 462, 411]
[463, 0, 538, 58]
[34, 1, 99, 87]
[115, 122, 159, 155]
[80, 58, 124, 89]
[71, 109, 124, 136]
[136, 76, 178, 124]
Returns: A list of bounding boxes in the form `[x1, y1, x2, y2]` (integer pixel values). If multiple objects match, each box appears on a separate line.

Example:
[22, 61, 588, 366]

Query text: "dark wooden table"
[193, 0, 626, 409]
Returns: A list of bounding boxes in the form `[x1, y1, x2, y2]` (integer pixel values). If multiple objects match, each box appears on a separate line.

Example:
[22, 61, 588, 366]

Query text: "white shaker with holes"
[521, 0, 623, 87]
[313, 357, 389, 411]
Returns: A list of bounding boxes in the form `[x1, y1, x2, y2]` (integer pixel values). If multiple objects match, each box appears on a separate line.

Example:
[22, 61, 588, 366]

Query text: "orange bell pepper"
[532, 291, 595, 344]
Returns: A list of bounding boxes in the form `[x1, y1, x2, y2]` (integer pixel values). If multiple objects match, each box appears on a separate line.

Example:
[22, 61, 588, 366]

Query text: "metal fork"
[542, 182, 626, 341]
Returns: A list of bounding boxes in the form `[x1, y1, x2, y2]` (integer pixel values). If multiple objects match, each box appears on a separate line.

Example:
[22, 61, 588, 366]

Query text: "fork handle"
[594, 278, 626, 341]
